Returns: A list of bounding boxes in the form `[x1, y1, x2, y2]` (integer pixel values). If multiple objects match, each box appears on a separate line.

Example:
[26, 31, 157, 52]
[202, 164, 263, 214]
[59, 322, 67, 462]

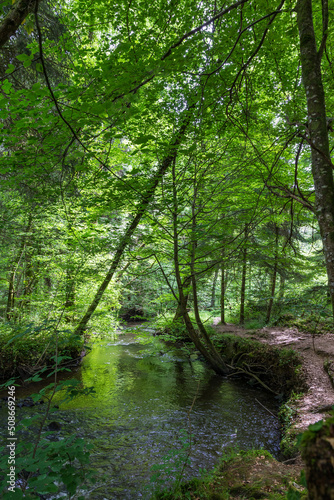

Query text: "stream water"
[0, 327, 281, 498]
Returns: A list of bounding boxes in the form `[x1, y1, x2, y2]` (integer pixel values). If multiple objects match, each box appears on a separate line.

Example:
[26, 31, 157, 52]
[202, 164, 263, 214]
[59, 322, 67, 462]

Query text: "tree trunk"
[266, 225, 279, 324]
[64, 268, 76, 322]
[0, 0, 41, 48]
[73, 110, 192, 336]
[210, 268, 218, 308]
[301, 418, 334, 500]
[221, 250, 226, 324]
[239, 225, 248, 325]
[172, 281, 189, 323]
[171, 160, 229, 375]
[190, 217, 226, 368]
[296, 0, 334, 318]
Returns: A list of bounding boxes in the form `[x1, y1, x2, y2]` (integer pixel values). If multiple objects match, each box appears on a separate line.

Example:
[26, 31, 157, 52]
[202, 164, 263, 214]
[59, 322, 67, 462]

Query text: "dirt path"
[212, 320, 334, 432]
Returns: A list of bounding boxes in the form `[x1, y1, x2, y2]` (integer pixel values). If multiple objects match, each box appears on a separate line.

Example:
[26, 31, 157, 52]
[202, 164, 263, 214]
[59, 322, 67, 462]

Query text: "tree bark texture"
[239, 225, 248, 325]
[172, 278, 190, 323]
[0, 0, 40, 48]
[266, 225, 279, 324]
[296, 0, 334, 317]
[301, 421, 334, 500]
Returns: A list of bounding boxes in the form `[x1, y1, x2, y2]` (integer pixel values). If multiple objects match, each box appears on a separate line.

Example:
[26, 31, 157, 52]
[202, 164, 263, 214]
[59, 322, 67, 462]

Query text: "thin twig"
[255, 397, 277, 418]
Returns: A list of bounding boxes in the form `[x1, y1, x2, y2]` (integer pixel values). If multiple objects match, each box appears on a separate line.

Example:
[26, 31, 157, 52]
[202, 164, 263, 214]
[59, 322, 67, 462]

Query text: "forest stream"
[0, 327, 281, 499]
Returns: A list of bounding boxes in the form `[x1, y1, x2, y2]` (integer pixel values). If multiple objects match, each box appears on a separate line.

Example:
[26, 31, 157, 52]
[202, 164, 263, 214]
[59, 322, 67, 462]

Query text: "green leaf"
[2, 79, 12, 93]
[5, 64, 15, 74]
[308, 420, 323, 432]
[133, 135, 155, 145]
[16, 54, 29, 62]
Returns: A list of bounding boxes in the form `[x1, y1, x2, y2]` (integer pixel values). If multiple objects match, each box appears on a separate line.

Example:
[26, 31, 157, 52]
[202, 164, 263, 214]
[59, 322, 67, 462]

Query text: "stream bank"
[0, 328, 282, 499]
[212, 322, 334, 455]
[152, 321, 334, 499]
[167, 321, 334, 500]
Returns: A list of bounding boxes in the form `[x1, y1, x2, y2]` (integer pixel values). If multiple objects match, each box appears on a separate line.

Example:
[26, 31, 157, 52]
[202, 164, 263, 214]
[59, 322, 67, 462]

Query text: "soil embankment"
[212, 321, 334, 434]
[161, 322, 334, 499]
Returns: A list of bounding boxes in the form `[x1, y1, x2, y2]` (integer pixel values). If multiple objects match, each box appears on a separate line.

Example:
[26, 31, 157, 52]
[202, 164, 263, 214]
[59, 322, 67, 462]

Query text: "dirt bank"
[213, 320, 334, 439]
[155, 323, 334, 499]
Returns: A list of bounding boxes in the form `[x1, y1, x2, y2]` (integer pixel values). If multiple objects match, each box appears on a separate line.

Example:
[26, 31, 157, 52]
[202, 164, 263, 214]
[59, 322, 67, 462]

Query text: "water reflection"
[0, 331, 281, 499]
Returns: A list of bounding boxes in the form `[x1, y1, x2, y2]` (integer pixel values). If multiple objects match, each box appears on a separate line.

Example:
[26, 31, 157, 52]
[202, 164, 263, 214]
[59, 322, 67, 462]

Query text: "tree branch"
[161, 0, 249, 61]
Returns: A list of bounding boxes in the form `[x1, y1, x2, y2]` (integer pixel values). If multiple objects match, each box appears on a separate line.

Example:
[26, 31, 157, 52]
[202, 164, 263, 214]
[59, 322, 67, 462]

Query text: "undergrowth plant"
[148, 428, 193, 497]
[147, 382, 200, 498]
[0, 319, 96, 499]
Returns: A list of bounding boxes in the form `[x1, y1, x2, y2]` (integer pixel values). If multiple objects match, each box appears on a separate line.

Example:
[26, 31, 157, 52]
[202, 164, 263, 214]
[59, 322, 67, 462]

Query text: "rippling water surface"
[0, 328, 281, 498]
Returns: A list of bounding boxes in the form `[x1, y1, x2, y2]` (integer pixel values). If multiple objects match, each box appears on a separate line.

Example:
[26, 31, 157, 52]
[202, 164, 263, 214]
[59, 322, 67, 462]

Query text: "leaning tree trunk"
[296, 0, 334, 318]
[171, 159, 229, 375]
[172, 276, 191, 323]
[73, 109, 192, 336]
[189, 194, 226, 366]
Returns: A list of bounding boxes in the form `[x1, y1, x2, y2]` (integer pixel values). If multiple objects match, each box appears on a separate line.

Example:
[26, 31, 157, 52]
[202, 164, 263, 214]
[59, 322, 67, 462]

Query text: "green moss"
[299, 411, 334, 446]
[275, 313, 334, 335]
[278, 392, 304, 457]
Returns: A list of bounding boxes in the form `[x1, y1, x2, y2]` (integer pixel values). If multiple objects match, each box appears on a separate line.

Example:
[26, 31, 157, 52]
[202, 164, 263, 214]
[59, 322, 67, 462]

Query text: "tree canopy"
[1, 0, 334, 374]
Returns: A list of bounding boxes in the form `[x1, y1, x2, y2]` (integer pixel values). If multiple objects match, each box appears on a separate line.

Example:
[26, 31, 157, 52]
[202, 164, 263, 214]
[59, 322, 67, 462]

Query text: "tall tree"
[296, 0, 334, 316]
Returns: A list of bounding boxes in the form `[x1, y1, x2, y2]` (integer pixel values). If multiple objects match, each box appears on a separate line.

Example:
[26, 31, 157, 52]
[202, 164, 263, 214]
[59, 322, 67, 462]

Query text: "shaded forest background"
[0, 0, 334, 366]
